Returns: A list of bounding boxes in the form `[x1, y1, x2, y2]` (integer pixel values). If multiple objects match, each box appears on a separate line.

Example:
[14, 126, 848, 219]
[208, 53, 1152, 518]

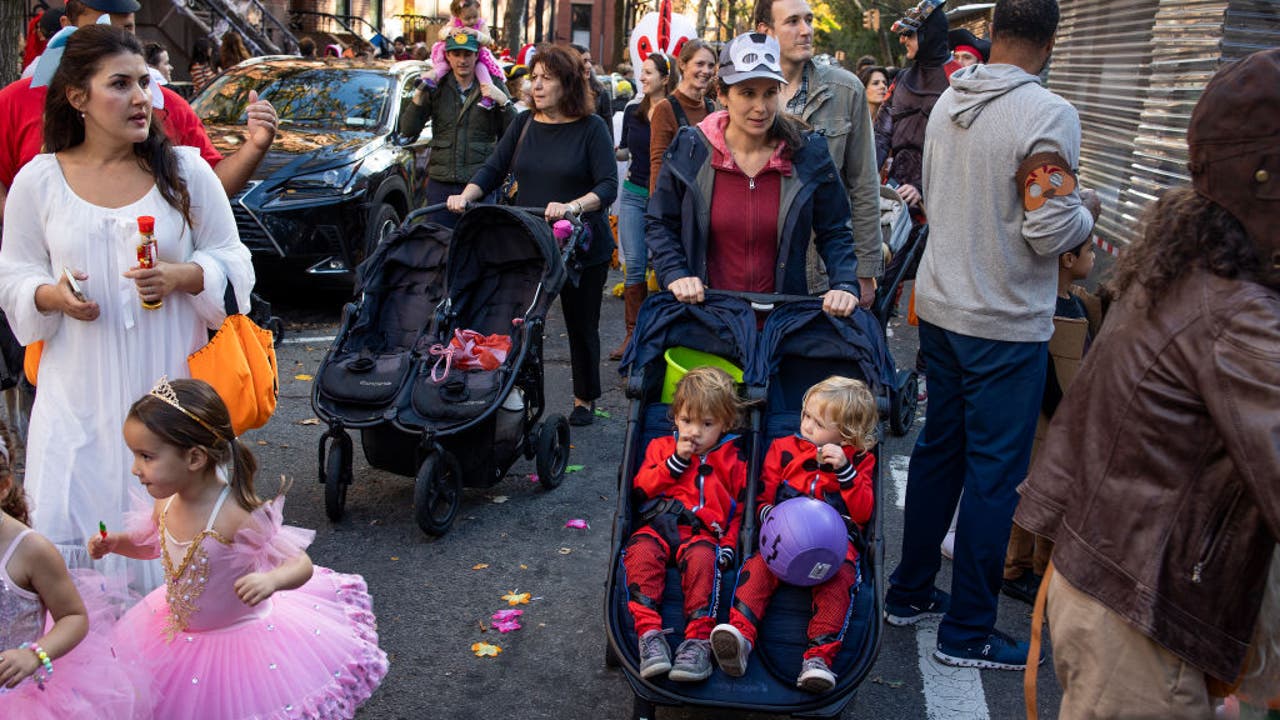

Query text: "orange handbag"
[187, 285, 278, 435]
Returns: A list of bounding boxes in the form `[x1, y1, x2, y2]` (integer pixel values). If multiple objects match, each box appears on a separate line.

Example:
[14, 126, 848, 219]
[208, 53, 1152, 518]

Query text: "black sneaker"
[1001, 570, 1042, 606]
[934, 629, 1042, 671]
[884, 587, 950, 627]
[568, 404, 594, 426]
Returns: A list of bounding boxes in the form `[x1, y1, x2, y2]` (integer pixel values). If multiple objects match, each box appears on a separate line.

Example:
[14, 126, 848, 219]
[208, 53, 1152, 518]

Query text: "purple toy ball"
[758, 497, 848, 586]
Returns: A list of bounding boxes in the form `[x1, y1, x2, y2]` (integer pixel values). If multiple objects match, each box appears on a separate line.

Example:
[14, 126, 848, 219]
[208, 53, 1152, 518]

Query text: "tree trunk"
[503, 0, 527, 52]
[695, 0, 710, 38]
[533, 0, 544, 43]
[1, 2, 26, 86]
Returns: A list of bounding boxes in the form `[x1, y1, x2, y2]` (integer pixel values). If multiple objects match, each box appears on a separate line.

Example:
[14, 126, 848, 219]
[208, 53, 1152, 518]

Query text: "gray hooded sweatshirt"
[916, 63, 1094, 343]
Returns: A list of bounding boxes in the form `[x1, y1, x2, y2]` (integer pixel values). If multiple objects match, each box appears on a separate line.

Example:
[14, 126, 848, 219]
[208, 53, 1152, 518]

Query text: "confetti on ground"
[256, 440, 269, 446]
[294, 373, 314, 381]
[472, 563, 489, 570]
[519, 564, 528, 570]
[564, 519, 589, 530]
[390, 556, 399, 561]
[492, 619, 522, 633]
[502, 590, 531, 605]
[492, 609, 523, 622]
[565, 465, 584, 474]
[472, 642, 502, 657]
[593, 408, 611, 419]
[491, 495, 509, 504]
[528, 474, 539, 484]
[558, 547, 572, 555]
[298, 418, 320, 425]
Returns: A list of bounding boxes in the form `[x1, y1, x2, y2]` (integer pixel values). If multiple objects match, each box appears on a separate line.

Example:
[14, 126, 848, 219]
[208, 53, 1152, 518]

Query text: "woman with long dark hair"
[447, 44, 618, 426]
[647, 33, 859, 317]
[188, 35, 218, 93]
[0, 25, 254, 589]
[219, 30, 251, 69]
[610, 51, 676, 360]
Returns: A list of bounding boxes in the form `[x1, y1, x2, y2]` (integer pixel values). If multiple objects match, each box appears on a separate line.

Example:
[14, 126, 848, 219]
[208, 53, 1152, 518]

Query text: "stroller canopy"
[618, 293, 759, 380]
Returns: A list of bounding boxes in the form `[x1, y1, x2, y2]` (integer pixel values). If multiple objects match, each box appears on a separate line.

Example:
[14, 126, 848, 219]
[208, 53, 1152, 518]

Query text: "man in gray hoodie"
[883, 0, 1098, 671]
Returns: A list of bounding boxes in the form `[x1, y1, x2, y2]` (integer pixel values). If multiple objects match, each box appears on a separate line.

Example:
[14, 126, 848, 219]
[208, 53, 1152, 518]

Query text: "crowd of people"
[0, 0, 1276, 716]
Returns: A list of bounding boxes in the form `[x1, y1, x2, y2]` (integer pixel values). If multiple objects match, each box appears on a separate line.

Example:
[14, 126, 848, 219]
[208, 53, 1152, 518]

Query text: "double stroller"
[872, 183, 930, 436]
[606, 291, 895, 718]
[311, 204, 580, 536]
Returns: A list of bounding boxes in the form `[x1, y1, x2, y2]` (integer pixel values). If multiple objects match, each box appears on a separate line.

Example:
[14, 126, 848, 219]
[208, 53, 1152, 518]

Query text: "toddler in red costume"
[711, 376, 877, 692]
[623, 367, 746, 683]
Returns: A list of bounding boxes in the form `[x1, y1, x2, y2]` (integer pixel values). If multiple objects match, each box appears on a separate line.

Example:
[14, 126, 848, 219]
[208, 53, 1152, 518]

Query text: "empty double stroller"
[312, 204, 580, 536]
[605, 291, 893, 719]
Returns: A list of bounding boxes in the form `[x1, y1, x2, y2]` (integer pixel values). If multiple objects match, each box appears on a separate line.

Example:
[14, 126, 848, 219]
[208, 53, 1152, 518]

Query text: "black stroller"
[872, 183, 930, 437]
[314, 203, 581, 536]
[606, 291, 892, 719]
[312, 205, 451, 523]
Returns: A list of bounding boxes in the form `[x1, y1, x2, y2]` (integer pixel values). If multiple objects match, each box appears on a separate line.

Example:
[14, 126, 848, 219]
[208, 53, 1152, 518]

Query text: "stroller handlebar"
[704, 289, 818, 310]
[403, 203, 449, 226]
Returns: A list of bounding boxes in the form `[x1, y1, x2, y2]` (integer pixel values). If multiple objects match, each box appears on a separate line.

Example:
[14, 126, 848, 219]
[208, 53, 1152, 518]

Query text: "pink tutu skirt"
[0, 570, 152, 720]
[116, 567, 388, 720]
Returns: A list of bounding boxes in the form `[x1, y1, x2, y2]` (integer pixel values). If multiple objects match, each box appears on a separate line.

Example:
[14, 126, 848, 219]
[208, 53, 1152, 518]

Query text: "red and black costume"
[623, 434, 747, 640]
[728, 434, 875, 664]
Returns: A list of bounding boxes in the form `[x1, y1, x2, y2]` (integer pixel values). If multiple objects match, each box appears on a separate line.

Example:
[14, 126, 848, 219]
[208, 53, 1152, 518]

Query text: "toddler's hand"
[675, 435, 696, 461]
[717, 546, 735, 570]
[87, 533, 115, 560]
[0, 647, 40, 688]
[234, 572, 278, 607]
[818, 444, 849, 470]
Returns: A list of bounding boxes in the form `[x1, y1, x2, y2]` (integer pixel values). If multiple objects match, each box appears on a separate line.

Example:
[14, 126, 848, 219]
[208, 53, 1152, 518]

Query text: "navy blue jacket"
[645, 125, 860, 295]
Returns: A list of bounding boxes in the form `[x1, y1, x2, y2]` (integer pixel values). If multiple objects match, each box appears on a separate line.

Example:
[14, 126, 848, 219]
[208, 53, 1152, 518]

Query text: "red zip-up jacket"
[632, 434, 747, 551]
[757, 435, 875, 562]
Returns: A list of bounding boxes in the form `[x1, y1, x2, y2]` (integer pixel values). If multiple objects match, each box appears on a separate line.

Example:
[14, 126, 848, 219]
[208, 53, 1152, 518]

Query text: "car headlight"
[279, 163, 360, 197]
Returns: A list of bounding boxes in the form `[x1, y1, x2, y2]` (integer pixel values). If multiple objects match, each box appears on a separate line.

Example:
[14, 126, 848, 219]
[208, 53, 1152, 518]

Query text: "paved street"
[251, 269, 1063, 719]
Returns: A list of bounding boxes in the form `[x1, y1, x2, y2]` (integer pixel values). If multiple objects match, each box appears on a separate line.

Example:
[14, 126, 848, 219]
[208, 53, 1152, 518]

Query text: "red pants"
[728, 554, 859, 664]
[623, 525, 720, 639]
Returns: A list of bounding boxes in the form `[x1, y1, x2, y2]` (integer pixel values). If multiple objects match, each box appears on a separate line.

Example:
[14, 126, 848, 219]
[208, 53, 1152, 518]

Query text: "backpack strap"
[667, 94, 691, 128]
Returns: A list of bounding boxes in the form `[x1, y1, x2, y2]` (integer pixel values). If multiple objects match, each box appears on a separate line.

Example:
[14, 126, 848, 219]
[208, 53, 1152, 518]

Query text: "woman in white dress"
[0, 25, 254, 590]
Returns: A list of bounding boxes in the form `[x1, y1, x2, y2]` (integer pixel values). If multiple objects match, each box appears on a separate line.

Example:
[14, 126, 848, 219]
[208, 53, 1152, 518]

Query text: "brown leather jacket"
[1015, 268, 1280, 682]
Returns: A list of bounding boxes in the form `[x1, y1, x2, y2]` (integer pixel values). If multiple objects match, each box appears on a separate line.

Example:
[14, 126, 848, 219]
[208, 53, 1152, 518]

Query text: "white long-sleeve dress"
[0, 147, 254, 591]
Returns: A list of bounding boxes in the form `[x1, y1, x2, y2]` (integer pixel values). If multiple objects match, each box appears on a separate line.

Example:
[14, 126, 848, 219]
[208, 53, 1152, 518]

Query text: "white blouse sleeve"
[0, 158, 62, 345]
[180, 148, 254, 327]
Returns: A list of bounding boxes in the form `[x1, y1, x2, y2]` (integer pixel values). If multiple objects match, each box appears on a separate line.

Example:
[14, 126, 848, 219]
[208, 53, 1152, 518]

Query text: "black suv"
[193, 57, 433, 281]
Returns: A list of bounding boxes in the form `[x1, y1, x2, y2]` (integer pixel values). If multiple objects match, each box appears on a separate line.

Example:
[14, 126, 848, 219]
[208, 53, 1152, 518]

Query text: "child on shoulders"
[624, 367, 746, 683]
[711, 376, 877, 693]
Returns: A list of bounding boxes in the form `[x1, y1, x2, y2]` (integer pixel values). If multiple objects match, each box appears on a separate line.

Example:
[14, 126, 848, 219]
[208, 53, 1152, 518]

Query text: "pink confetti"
[492, 619, 522, 633]
[492, 609, 523, 622]
[564, 519, 589, 530]
[528, 473, 540, 484]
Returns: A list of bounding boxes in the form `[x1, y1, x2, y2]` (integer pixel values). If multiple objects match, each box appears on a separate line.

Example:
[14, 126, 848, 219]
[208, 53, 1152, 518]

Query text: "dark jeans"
[886, 320, 1047, 647]
[560, 261, 609, 402]
[422, 179, 497, 229]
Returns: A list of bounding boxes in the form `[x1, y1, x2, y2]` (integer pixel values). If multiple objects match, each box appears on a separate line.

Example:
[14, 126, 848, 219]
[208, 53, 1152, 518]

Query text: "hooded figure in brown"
[1014, 48, 1280, 720]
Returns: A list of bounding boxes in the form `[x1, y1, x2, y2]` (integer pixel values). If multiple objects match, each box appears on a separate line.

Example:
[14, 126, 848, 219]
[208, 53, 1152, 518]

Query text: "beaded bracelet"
[19, 641, 52, 690]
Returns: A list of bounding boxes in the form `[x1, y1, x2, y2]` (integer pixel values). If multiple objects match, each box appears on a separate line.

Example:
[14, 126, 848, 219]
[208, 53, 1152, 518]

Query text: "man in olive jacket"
[399, 31, 516, 228]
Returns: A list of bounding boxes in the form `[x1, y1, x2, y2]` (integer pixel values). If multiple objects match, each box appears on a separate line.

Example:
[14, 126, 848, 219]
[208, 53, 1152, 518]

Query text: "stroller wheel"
[889, 369, 920, 436]
[631, 695, 656, 720]
[323, 437, 352, 521]
[535, 414, 571, 490]
[604, 638, 620, 669]
[414, 450, 462, 536]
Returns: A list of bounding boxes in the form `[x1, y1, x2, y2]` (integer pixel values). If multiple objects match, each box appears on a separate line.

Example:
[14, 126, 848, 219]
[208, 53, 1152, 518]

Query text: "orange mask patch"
[1017, 151, 1077, 212]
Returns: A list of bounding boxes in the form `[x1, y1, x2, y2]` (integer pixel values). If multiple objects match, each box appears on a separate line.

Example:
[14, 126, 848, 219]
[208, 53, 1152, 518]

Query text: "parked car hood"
[205, 124, 381, 179]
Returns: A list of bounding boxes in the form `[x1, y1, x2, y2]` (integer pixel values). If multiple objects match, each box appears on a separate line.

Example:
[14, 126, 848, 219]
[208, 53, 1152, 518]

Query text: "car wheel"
[361, 201, 400, 264]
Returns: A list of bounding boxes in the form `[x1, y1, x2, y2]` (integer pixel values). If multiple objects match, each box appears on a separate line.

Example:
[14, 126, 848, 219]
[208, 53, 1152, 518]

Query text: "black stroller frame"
[872, 209, 930, 437]
[606, 291, 893, 719]
[312, 203, 584, 536]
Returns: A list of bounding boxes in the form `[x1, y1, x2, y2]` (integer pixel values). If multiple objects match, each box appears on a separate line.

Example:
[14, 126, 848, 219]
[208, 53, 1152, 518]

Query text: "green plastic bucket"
[661, 347, 744, 403]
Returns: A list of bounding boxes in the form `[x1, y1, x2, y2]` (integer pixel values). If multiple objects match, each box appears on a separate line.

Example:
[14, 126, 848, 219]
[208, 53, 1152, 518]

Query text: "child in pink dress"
[0, 426, 149, 719]
[91, 378, 388, 720]
[429, 0, 506, 107]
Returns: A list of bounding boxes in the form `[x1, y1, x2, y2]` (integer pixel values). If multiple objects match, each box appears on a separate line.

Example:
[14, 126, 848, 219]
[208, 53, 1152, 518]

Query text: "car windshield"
[193, 66, 393, 131]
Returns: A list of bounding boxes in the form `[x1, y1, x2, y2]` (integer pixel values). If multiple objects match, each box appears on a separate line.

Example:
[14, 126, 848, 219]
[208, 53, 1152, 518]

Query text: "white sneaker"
[940, 529, 956, 560]
[709, 623, 752, 677]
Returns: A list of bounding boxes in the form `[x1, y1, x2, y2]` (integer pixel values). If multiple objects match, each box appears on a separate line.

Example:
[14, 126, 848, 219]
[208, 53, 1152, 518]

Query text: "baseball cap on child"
[718, 33, 786, 85]
[445, 32, 479, 52]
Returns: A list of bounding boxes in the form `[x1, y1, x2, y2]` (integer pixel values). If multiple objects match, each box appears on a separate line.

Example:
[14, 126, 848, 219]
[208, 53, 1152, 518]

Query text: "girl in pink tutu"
[90, 377, 388, 719]
[428, 0, 506, 107]
[0, 425, 149, 720]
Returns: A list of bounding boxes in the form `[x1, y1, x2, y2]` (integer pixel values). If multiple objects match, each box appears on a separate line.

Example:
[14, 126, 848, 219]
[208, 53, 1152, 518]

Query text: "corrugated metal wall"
[1049, 0, 1280, 251]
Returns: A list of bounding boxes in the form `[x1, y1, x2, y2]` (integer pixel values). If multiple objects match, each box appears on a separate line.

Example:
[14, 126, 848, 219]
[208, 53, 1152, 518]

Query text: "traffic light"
[863, 10, 872, 29]
[869, 9, 881, 30]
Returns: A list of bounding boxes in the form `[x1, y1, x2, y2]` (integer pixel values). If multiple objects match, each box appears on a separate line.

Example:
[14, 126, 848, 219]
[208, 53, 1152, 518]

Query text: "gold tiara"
[149, 376, 224, 439]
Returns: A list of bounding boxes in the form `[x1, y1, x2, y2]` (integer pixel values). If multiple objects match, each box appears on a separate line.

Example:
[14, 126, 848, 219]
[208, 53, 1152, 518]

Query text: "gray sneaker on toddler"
[796, 656, 837, 693]
[638, 629, 672, 679]
[668, 638, 713, 682]
[709, 623, 752, 677]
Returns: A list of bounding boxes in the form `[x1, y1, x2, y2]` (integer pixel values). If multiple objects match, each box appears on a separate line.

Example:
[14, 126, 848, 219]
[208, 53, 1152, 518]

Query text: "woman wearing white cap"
[646, 32, 860, 317]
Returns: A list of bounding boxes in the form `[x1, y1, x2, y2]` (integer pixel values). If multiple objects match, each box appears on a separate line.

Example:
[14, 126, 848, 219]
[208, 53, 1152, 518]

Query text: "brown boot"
[610, 282, 647, 361]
